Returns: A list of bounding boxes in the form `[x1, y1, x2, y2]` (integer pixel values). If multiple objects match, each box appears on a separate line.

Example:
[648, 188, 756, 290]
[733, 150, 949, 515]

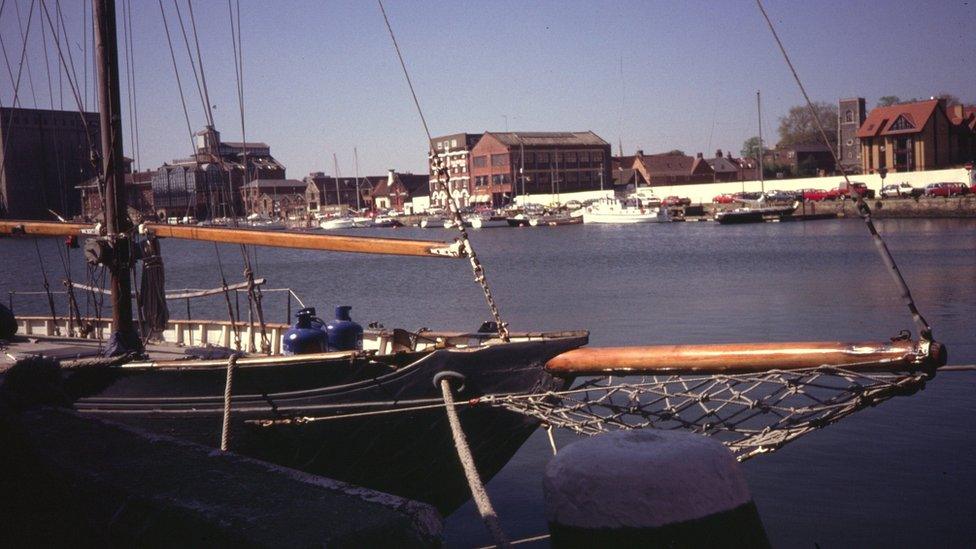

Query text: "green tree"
[740, 136, 769, 159]
[664, 149, 686, 156]
[878, 95, 901, 107]
[777, 102, 838, 148]
[935, 92, 961, 107]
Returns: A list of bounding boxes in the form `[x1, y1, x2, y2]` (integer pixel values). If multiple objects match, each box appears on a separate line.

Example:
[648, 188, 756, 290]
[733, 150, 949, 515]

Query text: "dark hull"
[69, 332, 586, 513]
[715, 205, 796, 224]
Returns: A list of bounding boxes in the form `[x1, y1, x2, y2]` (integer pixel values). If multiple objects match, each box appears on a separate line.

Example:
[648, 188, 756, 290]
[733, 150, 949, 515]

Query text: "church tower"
[838, 98, 866, 174]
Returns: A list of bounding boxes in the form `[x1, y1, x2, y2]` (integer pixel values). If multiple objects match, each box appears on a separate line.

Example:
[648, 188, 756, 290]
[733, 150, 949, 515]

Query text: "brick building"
[468, 132, 612, 206]
[149, 126, 285, 220]
[614, 150, 714, 187]
[857, 98, 976, 174]
[304, 172, 370, 215]
[0, 107, 101, 219]
[369, 170, 428, 212]
[241, 179, 307, 217]
[78, 168, 154, 222]
[428, 133, 481, 208]
[706, 150, 760, 182]
[763, 143, 835, 177]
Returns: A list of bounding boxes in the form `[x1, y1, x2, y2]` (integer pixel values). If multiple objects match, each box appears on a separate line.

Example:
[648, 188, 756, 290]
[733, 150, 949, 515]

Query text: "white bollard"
[543, 429, 768, 548]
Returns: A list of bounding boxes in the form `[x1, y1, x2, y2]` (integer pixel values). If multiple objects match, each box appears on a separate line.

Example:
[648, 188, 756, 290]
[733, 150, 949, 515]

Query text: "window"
[451, 139, 458, 148]
[845, 110, 853, 123]
[473, 156, 487, 168]
[491, 174, 509, 185]
[889, 115, 915, 131]
[491, 154, 509, 167]
[436, 141, 443, 150]
[475, 176, 488, 187]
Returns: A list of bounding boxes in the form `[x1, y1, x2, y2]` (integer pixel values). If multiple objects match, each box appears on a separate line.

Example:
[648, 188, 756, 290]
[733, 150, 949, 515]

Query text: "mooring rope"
[440, 378, 510, 548]
[220, 354, 239, 451]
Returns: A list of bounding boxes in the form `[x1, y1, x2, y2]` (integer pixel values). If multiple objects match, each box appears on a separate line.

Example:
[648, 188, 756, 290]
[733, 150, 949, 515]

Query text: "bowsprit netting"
[486, 365, 931, 461]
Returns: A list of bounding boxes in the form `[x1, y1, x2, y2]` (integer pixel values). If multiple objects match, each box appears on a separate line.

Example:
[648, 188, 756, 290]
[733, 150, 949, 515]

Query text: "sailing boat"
[716, 91, 797, 224]
[0, 0, 948, 519]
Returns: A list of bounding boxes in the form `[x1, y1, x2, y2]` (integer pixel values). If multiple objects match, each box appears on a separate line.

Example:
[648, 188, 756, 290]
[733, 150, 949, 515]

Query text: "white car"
[881, 182, 915, 198]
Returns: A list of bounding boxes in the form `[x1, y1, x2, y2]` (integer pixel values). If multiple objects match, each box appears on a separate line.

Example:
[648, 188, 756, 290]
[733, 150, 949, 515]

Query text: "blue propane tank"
[326, 305, 363, 351]
[282, 307, 328, 355]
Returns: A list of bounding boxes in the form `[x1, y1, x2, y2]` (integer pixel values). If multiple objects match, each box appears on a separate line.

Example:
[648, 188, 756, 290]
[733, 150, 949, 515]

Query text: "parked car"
[764, 190, 797, 202]
[713, 193, 736, 204]
[798, 188, 834, 201]
[924, 182, 970, 197]
[881, 182, 918, 198]
[733, 191, 763, 202]
[836, 181, 874, 199]
[662, 196, 691, 207]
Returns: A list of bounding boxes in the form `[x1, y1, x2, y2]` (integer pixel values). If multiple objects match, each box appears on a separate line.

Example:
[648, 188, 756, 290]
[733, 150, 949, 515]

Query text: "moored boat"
[319, 216, 356, 230]
[582, 197, 670, 224]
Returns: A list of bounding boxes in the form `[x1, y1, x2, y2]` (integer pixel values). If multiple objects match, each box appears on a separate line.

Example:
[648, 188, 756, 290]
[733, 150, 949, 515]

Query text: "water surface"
[2, 218, 973, 547]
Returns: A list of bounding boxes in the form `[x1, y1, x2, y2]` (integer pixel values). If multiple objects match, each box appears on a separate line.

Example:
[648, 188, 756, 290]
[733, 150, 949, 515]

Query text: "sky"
[1, 0, 974, 178]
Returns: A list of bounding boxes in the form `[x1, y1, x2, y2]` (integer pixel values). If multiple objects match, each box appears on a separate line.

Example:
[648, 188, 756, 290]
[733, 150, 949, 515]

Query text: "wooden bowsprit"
[484, 338, 947, 461]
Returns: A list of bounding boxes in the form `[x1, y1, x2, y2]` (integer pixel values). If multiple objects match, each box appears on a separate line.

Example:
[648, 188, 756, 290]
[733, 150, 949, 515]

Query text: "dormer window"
[889, 115, 915, 131]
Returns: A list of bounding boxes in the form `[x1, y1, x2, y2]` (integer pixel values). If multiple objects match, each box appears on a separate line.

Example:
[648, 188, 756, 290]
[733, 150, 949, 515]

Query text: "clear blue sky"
[1, 0, 973, 178]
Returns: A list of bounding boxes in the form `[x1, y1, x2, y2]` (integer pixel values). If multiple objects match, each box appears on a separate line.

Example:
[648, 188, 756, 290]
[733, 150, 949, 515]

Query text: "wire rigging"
[755, 0, 934, 343]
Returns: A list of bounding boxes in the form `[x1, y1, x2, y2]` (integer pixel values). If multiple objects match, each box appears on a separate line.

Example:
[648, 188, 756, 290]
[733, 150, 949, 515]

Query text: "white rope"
[440, 378, 510, 548]
[220, 354, 238, 451]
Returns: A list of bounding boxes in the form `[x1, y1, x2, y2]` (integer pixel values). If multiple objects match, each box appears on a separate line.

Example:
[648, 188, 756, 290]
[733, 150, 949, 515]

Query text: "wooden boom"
[0, 220, 462, 258]
[546, 340, 926, 376]
[141, 224, 462, 258]
[0, 220, 96, 237]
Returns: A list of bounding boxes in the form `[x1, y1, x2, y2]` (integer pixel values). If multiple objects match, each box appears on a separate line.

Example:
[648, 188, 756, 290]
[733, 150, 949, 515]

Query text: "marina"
[0, 0, 974, 545]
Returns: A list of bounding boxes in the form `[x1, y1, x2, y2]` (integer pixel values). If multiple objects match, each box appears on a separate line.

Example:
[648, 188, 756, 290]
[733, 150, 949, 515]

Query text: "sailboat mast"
[353, 147, 361, 211]
[94, 0, 139, 351]
[332, 152, 342, 213]
[757, 90, 765, 195]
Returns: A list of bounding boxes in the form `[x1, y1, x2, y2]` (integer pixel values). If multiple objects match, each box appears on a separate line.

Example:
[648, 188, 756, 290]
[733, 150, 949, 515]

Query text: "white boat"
[466, 211, 508, 229]
[319, 216, 356, 230]
[351, 216, 374, 228]
[582, 197, 670, 224]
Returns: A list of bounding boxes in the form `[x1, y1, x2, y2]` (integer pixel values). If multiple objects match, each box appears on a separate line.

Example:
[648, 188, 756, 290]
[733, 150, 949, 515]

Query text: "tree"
[777, 102, 838, 148]
[664, 149, 686, 156]
[878, 95, 901, 107]
[740, 136, 769, 159]
[935, 92, 961, 107]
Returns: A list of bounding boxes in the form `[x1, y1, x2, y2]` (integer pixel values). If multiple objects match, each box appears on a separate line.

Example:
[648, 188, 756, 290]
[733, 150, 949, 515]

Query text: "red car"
[924, 182, 969, 197]
[662, 196, 692, 207]
[836, 181, 874, 199]
[799, 188, 834, 201]
[713, 193, 736, 204]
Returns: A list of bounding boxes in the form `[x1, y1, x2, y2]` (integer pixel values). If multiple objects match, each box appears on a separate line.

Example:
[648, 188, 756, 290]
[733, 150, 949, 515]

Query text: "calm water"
[2, 219, 974, 547]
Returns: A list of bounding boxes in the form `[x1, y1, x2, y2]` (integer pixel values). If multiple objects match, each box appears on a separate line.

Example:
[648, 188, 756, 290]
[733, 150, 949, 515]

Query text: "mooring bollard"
[543, 430, 769, 548]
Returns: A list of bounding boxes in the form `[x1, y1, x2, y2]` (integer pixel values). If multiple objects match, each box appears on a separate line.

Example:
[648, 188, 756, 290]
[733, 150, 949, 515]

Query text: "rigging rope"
[440, 378, 510, 548]
[377, 0, 510, 342]
[157, 0, 197, 154]
[755, 0, 933, 344]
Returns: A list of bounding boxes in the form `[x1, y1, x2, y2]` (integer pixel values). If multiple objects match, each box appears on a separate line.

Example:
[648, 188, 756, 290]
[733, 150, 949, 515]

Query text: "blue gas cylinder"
[326, 305, 363, 351]
[282, 307, 328, 355]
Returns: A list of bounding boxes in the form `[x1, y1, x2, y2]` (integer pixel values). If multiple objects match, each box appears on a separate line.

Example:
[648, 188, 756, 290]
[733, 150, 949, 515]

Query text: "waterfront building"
[369, 170, 428, 212]
[469, 131, 612, 206]
[857, 98, 976, 174]
[0, 107, 101, 220]
[614, 150, 714, 188]
[149, 126, 285, 220]
[428, 133, 481, 209]
[241, 179, 307, 217]
[78, 167, 154, 222]
[838, 98, 867, 174]
[706, 150, 760, 182]
[763, 143, 835, 177]
[304, 172, 370, 215]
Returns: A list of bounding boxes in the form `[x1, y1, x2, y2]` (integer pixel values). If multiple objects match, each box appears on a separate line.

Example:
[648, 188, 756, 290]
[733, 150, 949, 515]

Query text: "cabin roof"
[857, 99, 939, 138]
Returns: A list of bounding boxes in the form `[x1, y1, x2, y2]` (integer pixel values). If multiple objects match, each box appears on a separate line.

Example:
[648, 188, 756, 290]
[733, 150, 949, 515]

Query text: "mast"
[332, 152, 342, 213]
[353, 147, 361, 211]
[757, 90, 765, 195]
[94, 0, 140, 353]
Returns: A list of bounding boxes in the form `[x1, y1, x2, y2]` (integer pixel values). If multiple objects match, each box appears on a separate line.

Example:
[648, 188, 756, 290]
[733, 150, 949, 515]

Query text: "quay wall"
[513, 168, 972, 206]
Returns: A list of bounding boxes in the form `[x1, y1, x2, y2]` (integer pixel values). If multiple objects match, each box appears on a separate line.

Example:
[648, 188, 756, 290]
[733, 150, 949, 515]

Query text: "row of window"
[471, 151, 605, 169]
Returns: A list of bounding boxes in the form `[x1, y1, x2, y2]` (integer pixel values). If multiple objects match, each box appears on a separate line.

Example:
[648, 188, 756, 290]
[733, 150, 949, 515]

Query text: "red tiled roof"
[857, 99, 939, 138]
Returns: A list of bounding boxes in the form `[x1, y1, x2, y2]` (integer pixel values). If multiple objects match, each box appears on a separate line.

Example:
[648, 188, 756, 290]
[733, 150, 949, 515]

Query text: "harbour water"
[2, 218, 974, 547]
